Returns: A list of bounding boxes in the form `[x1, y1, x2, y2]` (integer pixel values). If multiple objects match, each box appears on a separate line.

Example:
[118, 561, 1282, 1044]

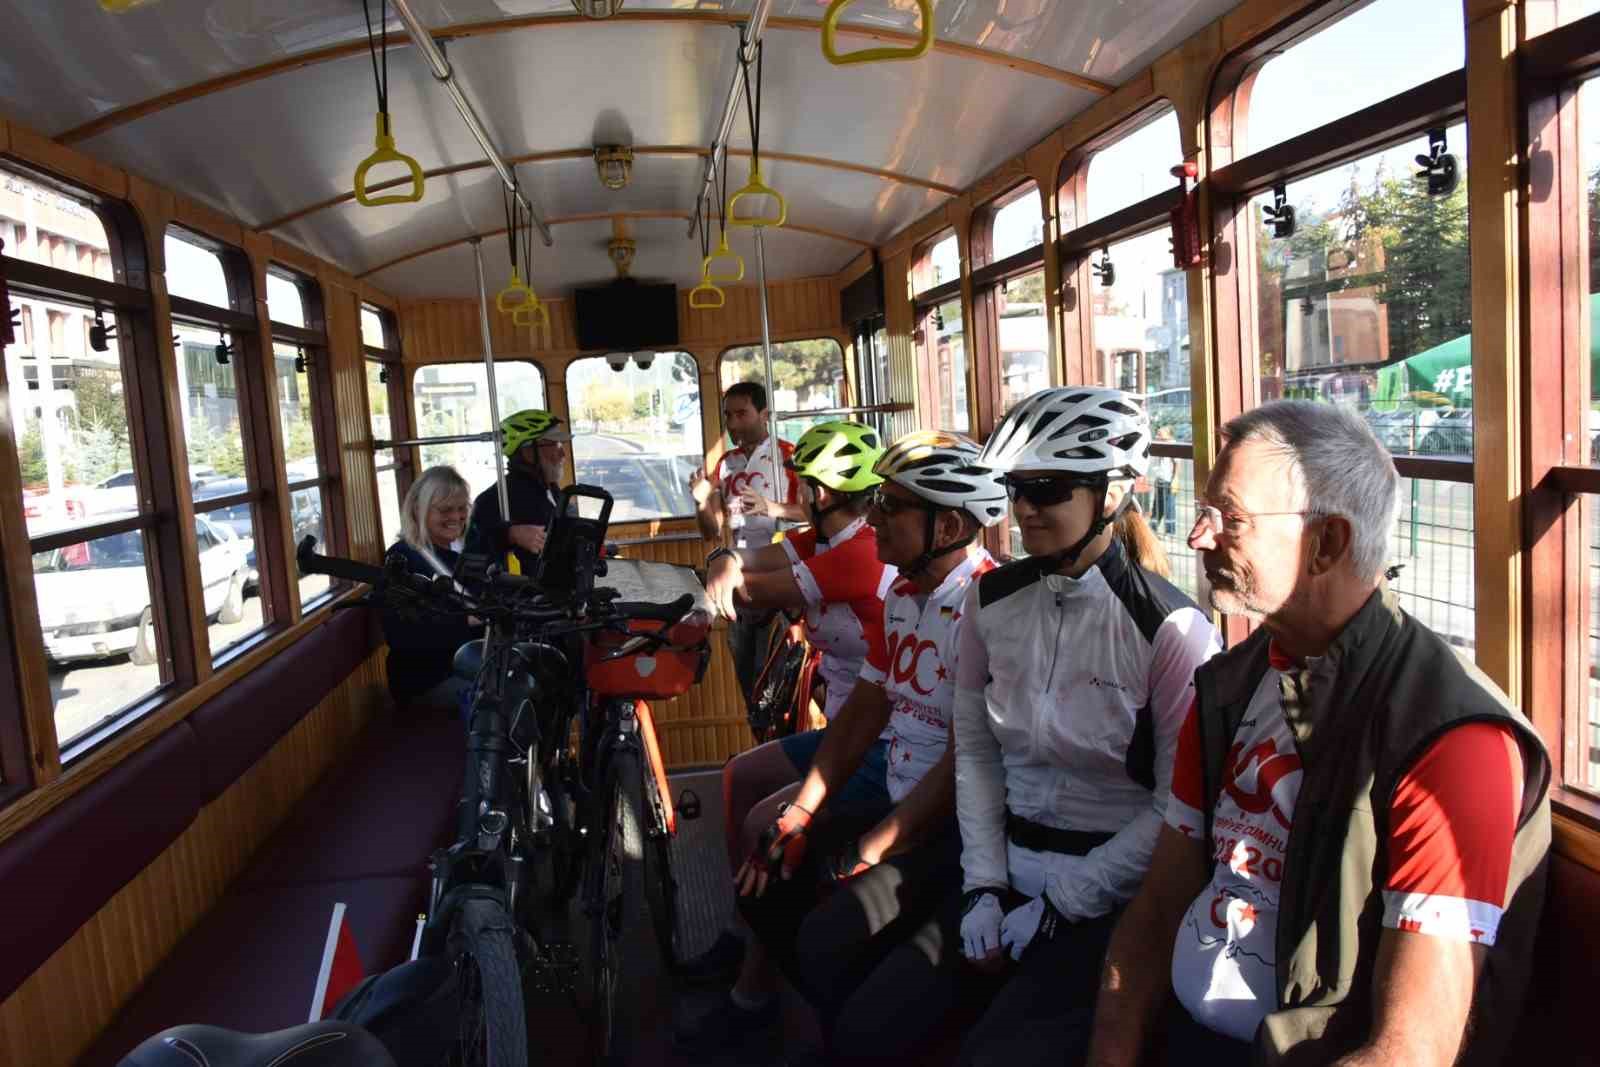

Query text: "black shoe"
[676, 929, 746, 986]
[671, 990, 780, 1054]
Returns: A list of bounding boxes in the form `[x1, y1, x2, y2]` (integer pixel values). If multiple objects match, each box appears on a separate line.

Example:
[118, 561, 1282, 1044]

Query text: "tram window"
[567, 352, 703, 523]
[0, 164, 115, 281]
[163, 230, 232, 309]
[1247, 122, 1476, 656]
[989, 185, 1043, 263]
[272, 341, 335, 608]
[265, 270, 307, 330]
[997, 270, 1050, 412]
[361, 305, 390, 350]
[366, 360, 391, 443]
[1243, 0, 1463, 158]
[912, 231, 961, 297]
[376, 466, 401, 546]
[1579, 76, 1599, 787]
[32, 529, 166, 748]
[720, 338, 847, 442]
[921, 298, 969, 433]
[412, 362, 546, 503]
[1092, 229, 1191, 423]
[1084, 110, 1180, 224]
[1530, 0, 1600, 35]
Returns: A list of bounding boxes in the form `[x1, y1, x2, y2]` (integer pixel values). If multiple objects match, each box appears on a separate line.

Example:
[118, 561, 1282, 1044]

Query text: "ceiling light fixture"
[608, 237, 637, 279]
[594, 145, 634, 190]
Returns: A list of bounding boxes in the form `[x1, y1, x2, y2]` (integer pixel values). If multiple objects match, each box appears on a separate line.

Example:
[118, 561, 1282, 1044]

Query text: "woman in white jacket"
[953, 387, 1219, 1067]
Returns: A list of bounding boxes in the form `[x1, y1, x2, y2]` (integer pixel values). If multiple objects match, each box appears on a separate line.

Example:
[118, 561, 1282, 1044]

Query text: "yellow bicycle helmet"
[789, 420, 885, 493]
[499, 409, 569, 457]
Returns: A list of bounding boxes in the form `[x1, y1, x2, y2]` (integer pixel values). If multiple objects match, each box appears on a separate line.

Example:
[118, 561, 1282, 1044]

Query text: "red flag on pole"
[309, 902, 364, 1021]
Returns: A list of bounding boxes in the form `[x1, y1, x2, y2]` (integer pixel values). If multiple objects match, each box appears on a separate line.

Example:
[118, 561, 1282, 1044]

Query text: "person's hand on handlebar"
[508, 524, 546, 556]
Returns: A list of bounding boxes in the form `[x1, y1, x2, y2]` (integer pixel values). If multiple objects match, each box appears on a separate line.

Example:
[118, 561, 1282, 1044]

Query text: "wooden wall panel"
[325, 284, 384, 562]
[0, 653, 388, 1067]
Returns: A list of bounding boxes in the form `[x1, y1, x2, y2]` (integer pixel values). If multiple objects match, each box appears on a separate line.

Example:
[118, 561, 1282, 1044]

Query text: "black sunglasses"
[1002, 475, 1096, 509]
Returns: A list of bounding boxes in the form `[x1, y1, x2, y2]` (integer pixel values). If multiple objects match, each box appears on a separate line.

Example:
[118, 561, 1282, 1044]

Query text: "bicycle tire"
[585, 747, 650, 1065]
[640, 766, 682, 971]
[448, 898, 529, 1067]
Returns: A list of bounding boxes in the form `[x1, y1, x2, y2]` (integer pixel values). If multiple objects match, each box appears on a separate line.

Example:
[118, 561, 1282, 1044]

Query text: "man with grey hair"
[1086, 400, 1550, 1067]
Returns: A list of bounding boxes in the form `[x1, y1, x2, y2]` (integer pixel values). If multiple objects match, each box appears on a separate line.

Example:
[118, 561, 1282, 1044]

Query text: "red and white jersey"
[783, 517, 895, 721]
[860, 548, 996, 804]
[1166, 643, 1524, 1043]
[713, 436, 799, 551]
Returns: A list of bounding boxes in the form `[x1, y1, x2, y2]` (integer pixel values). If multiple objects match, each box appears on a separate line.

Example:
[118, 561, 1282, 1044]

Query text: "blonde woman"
[380, 465, 481, 717]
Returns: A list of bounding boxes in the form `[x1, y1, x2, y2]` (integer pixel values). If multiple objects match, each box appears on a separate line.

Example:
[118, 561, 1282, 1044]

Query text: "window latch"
[89, 306, 118, 352]
[1414, 128, 1458, 197]
[1262, 183, 1296, 239]
[214, 328, 231, 366]
[294, 347, 309, 374]
[1091, 246, 1115, 287]
[378, 367, 389, 384]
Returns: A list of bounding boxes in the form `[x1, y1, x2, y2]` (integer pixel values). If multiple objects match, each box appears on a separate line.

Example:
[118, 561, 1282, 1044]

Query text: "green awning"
[1373, 292, 1600, 409]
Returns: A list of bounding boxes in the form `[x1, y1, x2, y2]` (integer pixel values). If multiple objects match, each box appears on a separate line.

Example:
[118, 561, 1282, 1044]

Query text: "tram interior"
[1, 0, 1599, 1065]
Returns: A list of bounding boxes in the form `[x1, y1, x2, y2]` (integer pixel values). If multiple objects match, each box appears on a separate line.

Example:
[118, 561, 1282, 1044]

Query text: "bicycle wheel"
[585, 747, 650, 1065]
[448, 898, 529, 1067]
[640, 765, 682, 971]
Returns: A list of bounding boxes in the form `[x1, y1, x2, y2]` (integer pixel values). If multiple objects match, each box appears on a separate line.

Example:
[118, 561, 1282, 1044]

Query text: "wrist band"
[706, 546, 735, 568]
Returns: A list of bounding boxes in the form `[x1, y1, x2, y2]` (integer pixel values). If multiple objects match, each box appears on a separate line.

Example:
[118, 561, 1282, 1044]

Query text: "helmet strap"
[1037, 479, 1121, 575]
[901, 507, 972, 579]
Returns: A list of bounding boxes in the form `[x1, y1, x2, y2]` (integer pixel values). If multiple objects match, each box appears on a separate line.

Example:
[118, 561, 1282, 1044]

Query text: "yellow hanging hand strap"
[354, 112, 426, 206]
[703, 231, 746, 283]
[496, 269, 537, 313]
[822, 0, 934, 65]
[689, 278, 726, 309]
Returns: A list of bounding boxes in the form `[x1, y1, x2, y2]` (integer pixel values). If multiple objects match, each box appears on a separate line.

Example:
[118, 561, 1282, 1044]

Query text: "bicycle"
[745, 615, 823, 746]
[298, 484, 711, 1067]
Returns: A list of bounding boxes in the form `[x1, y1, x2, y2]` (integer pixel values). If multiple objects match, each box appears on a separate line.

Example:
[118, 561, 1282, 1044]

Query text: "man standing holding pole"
[690, 381, 798, 701]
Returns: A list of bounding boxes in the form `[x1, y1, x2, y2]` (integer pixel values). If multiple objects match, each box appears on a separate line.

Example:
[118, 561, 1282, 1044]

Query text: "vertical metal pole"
[472, 239, 511, 523]
[754, 229, 783, 493]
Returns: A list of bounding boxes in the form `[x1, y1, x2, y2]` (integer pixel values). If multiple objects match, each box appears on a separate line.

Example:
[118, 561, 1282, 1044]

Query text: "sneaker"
[676, 929, 747, 986]
[671, 990, 780, 1054]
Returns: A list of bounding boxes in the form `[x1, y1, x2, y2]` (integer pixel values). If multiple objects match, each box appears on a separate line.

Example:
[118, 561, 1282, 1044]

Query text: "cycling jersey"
[1165, 647, 1524, 1043]
[859, 548, 996, 804]
[953, 538, 1219, 920]
[713, 435, 798, 552]
[783, 517, 894, 721]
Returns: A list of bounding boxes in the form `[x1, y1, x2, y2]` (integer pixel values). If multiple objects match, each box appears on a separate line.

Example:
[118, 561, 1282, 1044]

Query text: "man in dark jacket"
[1086, 400, 1550, 1067]
[465, 408, 570, 575]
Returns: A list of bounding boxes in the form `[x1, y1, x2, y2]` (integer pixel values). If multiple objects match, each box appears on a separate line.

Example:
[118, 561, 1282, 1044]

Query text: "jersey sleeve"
[782, 526, 818, 566]
[711, 454, 729, 492]
[857, 584, 899, 687]
[954, 581, 1009, 891]
[1164, 699, 1206, 841]
[794, 534, 880, 606]
[1382, 722, 1523, 946]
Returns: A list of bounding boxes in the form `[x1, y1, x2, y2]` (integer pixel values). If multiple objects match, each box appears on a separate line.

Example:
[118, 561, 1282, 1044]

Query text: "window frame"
[970, 181, 1045, 439]
[266, 264, 343, 615]
[1520, 8, 1600, 823]
[363, 303, 410, 546]
[0, 162, 200, 777]
[406, 357, 551, 515]
[910, 229, 972, 432]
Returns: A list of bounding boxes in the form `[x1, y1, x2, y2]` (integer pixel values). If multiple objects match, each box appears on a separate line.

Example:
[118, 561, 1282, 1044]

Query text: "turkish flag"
[310, 902, 364, 1021]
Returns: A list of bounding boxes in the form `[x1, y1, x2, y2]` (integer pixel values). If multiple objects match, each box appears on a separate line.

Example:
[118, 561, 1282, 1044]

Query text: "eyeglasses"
[869, 487, 938, 517]
[1191, 503, 1314, 537]
[1002, 474, 1096, 509]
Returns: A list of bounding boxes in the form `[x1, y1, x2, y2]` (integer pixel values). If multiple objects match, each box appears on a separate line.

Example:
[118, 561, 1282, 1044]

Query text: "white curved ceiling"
[0, 1, 1238, 299]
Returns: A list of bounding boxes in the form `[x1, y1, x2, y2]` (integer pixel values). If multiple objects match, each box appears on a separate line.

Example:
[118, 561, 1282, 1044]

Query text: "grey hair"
[1221, 400, 1398, 583]
[400, 465, 471, 551]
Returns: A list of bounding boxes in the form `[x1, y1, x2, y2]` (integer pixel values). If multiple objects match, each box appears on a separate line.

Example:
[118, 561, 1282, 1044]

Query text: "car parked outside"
[33, 514, 249, 665]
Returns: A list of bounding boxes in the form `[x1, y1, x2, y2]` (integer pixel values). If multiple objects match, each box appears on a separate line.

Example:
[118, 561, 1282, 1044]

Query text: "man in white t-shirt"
[689, 381, 800, 700]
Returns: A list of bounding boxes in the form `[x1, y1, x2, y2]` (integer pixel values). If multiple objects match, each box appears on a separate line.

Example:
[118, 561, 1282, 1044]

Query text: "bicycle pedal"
[676, 788, 702, 821]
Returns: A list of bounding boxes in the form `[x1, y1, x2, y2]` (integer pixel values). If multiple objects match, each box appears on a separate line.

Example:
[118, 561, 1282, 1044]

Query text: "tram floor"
[534, 767, 825, 1066]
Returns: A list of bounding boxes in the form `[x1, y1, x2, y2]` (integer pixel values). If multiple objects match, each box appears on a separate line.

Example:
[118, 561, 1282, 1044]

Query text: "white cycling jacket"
[954, 538, 1219, 920]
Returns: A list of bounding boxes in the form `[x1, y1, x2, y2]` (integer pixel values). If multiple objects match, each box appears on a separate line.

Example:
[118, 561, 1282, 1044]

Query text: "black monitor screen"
[573, 281, 679, 352]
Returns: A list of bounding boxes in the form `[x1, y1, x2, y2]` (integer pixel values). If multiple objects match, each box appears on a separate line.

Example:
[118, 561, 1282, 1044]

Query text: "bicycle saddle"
[116, 1021, 396, 1067]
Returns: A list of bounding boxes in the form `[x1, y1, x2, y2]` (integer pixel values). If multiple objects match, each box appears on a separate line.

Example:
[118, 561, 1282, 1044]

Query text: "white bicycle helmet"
[976, 387, 1151, 480]
[874, 430, 1008, 527]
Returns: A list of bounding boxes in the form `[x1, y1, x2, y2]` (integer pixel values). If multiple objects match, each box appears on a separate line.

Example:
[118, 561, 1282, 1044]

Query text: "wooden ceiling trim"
[355, 212, 873, 278]
[257, 146, 959, 232]
[56, 11, 1110, 146]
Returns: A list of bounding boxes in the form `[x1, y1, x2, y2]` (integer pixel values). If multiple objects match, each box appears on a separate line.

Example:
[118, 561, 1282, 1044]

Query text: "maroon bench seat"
[79, 876, 428, 1067]
[0, 720, 204, 1005]
[236, 710, 464, 890]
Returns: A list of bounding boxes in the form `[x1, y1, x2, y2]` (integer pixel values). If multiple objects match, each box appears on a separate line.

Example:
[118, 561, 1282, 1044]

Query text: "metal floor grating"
[664, 769, 737, 963]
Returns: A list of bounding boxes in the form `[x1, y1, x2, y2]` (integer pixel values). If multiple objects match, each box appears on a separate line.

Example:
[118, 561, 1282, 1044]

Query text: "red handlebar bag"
[585, 615, 712, 699]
